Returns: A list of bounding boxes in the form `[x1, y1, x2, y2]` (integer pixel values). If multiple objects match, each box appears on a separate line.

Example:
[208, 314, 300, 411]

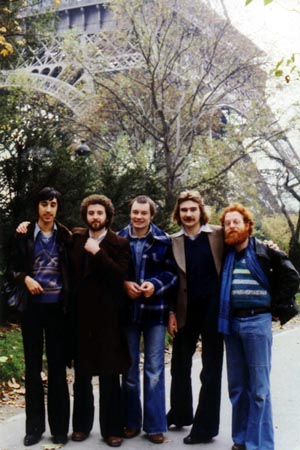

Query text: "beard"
[224, 227, 249, 247]
[89, 220, 107, 232]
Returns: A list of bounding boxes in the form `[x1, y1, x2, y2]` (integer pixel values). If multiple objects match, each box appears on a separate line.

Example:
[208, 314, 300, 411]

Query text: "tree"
[245, 0, 273, 5]
[261, 214, 297, 253]
[255, 149, 300, 269]
[245, 0, 300, 82]
[0, 89, 102, 273]
[0, 0, 57, 68]
[62, 0, 281, 217]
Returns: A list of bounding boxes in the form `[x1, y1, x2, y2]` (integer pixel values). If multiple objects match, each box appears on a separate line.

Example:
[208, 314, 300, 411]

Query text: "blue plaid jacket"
[118, 223, 178, 325]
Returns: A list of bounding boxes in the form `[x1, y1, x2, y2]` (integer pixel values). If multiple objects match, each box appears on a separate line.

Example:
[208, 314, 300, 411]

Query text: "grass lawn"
[0, 323, 24, 383]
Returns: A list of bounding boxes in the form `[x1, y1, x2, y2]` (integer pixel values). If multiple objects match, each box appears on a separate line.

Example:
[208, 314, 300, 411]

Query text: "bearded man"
[218, 203, 299, 450]
[70, 194, 131, 447]
[15, 194, 131, 447]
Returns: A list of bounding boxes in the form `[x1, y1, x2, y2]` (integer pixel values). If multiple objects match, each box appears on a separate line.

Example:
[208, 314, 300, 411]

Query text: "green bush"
[0, 325, 24, 383]
[295, 292, 300, 309]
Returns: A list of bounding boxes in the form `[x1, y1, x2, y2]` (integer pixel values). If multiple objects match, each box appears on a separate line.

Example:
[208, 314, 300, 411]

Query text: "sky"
[218, 0, 300, 58]
[205, 0, 300, 153]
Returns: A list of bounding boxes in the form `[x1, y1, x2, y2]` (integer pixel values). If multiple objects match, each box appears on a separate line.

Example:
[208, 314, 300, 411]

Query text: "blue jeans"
[225, 313, 274, 450]
[123, 324, 167, 434]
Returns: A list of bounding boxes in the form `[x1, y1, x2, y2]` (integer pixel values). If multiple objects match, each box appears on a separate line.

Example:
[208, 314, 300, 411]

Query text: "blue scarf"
[218, 237, 270, 335]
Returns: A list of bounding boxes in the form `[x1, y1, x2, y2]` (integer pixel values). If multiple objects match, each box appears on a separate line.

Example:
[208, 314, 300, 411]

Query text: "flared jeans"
[225, 313, 274, 450]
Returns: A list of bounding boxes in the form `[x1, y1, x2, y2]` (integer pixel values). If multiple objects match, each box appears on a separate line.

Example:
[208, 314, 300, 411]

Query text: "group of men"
[8, 187, 299, 450]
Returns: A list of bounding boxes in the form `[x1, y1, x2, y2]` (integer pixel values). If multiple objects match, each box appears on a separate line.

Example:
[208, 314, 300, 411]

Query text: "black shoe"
[167, 412, 192, 429]
[53, 434, 68, 445]
[232, 444, 246, 450]
[24, 434, 42, 446]
[183, 434, 213, 444]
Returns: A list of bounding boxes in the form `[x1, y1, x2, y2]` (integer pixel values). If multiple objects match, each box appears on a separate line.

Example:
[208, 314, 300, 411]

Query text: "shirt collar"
[178, 223, 213, 240]
[34, 222, 57, 240]
[89, 228, 108, 243]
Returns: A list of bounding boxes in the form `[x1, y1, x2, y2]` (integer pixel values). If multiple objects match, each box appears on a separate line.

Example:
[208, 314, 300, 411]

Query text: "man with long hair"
[167, 190, 224, 444]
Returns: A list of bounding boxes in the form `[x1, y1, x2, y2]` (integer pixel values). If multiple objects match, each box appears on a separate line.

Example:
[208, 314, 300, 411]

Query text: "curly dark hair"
[80, 194, 115, 227]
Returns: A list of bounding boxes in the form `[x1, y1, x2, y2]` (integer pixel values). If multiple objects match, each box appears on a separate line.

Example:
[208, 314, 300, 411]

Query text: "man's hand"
[84, 238, 100, 255]
[167, 312, 178, 337]
[264, 240, 279, 251]
[16, 221, 30, 234]
[124, 281, 142, 299]
[140, 281, 155, 298]
[24, 276, 44, 295]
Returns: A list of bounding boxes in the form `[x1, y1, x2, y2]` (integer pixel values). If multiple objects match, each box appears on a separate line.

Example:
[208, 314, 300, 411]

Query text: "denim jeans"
[225, 313, 274, 450]
[123, 323, 167, 434]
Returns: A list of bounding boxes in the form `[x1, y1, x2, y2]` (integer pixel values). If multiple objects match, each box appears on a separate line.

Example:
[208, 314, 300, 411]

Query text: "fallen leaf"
[41, 445, 63, 449]
[7, 378, 20, 389]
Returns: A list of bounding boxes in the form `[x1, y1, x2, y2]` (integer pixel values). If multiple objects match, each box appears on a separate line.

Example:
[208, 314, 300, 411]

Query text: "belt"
[232, 307, 271, 318]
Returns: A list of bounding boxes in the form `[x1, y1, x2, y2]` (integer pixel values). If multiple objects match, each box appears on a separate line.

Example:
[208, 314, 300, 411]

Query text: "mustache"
[226, 229, 239, 235]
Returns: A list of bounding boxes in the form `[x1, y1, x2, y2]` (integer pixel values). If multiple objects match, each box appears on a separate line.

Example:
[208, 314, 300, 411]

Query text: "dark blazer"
[70, 228, 131, 376]
[171, 224, 224, 329]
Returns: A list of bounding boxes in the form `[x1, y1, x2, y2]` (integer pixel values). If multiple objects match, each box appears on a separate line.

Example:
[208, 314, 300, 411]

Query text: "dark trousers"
[168, 299, 223, 438]
[72, 367, 124, 439]
[21, 303, 70, 436]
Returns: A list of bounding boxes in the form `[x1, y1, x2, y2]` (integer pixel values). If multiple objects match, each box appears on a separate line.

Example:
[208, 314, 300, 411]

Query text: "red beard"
[224, 228, 249, 247]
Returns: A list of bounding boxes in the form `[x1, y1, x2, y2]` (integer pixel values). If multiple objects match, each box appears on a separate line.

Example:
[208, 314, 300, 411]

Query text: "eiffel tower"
[1, 0, 299, 187]
[0, 0, 138, 116]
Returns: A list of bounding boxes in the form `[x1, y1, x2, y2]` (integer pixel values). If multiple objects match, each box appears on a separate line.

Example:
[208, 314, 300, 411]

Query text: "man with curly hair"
[219, 203, 299, 450]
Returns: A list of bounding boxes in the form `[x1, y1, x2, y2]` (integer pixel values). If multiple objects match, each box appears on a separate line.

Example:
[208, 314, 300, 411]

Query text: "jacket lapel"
[208, 230, 223, 275]
[172, 226, 223, 275]
[172, 234, 186, 273]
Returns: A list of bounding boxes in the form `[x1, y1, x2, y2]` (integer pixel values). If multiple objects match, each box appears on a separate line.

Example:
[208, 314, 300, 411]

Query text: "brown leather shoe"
[71, 431, 88, 442]
[147, 433, 165, 444]
[123, 428, 141, 439]
[106, 436, 123, 447]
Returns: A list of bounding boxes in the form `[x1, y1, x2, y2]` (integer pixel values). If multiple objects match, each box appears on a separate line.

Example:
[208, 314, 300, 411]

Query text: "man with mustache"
[167, 190, 224, 444]
[15, 193, 131, 447]
[70, 194, 131, 447]
[219, 203, 299, 450]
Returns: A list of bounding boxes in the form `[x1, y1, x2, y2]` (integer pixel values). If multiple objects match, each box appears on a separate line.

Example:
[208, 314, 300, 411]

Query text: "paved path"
[1, 327, 300, 450]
